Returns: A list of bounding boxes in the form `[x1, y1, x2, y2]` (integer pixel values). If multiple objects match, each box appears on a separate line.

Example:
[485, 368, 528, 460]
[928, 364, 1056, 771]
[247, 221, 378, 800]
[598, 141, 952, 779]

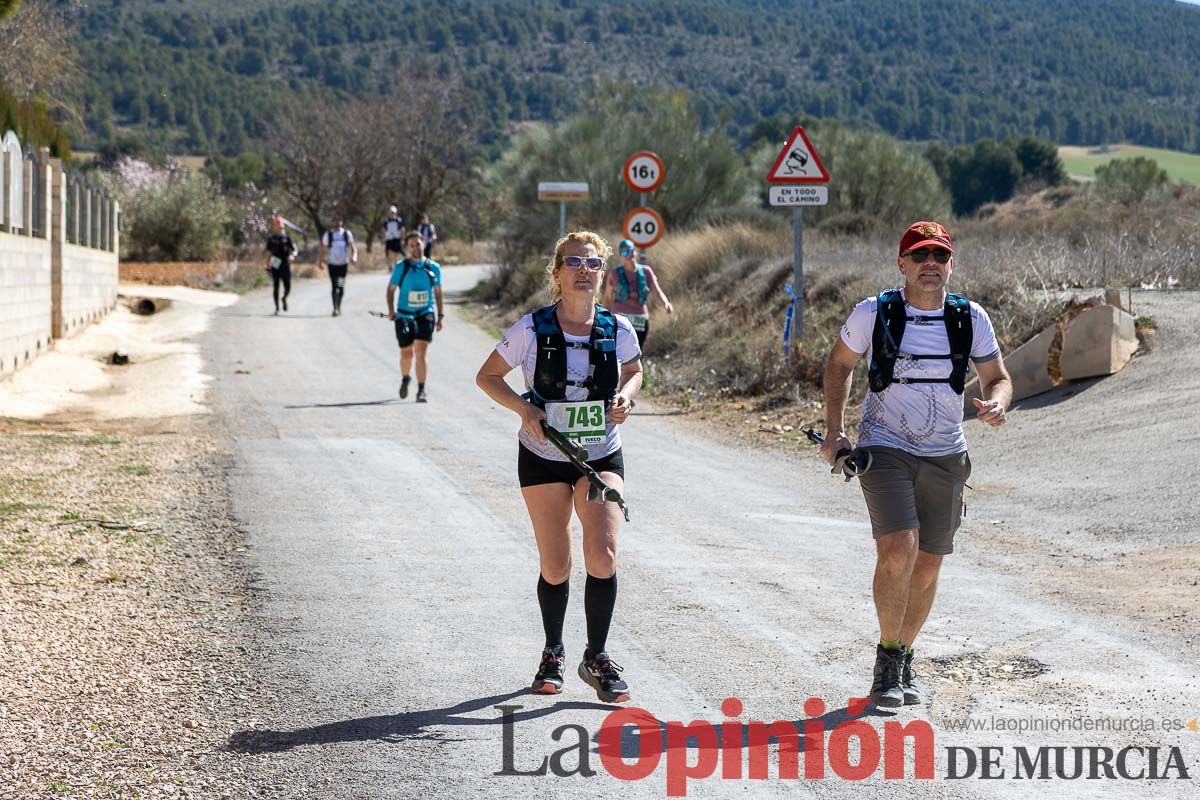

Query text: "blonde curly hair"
[546, 231, 611, 304]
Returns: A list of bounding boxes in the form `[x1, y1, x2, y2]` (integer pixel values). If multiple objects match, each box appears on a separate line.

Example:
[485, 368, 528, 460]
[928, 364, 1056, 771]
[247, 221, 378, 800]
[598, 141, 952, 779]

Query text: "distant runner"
[604, 239, 672, 348]
[386, 232, 443, 403]
[264, 215, 297, 316]
[380, 205, 406, 263]
[475, 231, 642, 703]
[820, 221, 1012, 708]
[416, 214, 437, 259]
[319, 215, 357, 317]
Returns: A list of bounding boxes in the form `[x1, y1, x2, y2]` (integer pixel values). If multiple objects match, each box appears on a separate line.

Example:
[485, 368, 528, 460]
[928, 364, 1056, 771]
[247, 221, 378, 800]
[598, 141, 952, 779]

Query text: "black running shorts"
[385, 239, 404, 254]
[394, 312, 436, 347]
[518, 444, 625, 488]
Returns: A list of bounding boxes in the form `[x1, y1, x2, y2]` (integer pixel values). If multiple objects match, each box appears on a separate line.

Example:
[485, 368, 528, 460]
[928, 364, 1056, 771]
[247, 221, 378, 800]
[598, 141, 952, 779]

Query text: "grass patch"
[0, 501, 42, 516]
[119, 464, 152, 476]
[46, 781, 72, 793]
[80, 435, 122, 446]
[1059, 144, 1200, 183]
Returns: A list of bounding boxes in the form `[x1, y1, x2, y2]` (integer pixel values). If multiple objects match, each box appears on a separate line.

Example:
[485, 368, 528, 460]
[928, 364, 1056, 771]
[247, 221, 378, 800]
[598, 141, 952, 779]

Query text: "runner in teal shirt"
[386, 232, 444, 402]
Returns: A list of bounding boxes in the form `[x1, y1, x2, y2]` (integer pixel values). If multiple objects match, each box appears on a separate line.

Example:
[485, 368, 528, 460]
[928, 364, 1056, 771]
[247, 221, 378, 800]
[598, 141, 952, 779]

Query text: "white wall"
[0, 232, 53, 377]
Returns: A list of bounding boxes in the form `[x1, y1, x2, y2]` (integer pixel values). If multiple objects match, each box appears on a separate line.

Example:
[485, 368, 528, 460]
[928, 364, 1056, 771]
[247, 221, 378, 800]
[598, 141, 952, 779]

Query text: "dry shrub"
[436, 239, 494, 265]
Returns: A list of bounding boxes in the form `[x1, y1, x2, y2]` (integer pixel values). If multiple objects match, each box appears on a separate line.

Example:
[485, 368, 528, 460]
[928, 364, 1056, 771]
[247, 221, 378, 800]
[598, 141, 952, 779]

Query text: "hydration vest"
[867, 289, 974, 395]
[615, 264, 650, 305]
[526, 303, 620, 407]
[394, 258, 438, 315]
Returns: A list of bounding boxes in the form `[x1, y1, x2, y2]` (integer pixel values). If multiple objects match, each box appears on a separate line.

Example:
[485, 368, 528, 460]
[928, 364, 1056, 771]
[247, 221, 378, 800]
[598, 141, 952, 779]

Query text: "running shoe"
[399, 375, 411, 399]
[870, 644, 905, 708]
[282, 297, 288, 312]
[416, 387, 427, 403]
[578, 648, 630, 703]
[531, 645, 565, 694]
[901, 648, 921, 705]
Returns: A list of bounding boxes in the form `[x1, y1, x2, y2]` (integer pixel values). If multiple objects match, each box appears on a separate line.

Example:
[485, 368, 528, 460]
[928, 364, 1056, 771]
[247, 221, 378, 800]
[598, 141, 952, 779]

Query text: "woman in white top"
[476, 231, 642, 703]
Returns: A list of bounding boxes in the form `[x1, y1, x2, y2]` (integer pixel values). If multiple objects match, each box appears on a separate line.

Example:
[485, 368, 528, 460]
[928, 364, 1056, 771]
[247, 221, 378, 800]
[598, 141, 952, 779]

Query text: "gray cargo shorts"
[858, 446, 972, 555]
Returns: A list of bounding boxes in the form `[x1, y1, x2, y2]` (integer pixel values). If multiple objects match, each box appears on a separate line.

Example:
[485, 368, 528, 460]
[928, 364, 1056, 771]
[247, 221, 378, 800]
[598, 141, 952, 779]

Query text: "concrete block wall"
[0, 232, 53, 377]
[59, 243, 119, 338]
[1, 134, 119, 378]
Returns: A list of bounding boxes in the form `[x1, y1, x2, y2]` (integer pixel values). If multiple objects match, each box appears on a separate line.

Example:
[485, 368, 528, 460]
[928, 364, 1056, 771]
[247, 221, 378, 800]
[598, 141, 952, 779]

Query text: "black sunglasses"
[906, 248, 952, 264]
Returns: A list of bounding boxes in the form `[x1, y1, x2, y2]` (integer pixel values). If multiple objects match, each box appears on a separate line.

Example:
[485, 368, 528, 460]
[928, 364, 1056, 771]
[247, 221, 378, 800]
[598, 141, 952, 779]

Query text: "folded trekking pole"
[803, 428, 873, 482]
[540, 421, 630, 522]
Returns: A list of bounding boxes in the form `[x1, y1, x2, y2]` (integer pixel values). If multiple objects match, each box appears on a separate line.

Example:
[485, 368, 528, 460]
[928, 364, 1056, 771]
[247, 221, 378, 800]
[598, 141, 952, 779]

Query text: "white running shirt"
[496, 312, 641, 461]
[840, 291, 1001, 456]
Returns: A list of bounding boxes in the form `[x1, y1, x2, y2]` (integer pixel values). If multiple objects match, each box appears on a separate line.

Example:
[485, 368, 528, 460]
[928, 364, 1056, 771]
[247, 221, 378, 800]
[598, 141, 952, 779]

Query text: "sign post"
[766, 127, 829, 343]
[538, 182, 589, 238]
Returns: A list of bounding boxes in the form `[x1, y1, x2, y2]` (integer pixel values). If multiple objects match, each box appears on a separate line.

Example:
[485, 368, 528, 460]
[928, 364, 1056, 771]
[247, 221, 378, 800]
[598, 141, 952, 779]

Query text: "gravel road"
[204, 273, 1198, 799]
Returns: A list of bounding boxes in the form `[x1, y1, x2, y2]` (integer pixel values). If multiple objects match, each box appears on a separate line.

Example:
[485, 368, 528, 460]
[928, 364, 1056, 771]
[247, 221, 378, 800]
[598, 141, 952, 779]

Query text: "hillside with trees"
[71, 0, 1200, 155]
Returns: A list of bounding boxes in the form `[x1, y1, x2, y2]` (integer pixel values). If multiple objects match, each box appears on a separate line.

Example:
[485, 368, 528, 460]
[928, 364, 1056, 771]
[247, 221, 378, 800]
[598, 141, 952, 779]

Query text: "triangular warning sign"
[766, 127, 829, 184]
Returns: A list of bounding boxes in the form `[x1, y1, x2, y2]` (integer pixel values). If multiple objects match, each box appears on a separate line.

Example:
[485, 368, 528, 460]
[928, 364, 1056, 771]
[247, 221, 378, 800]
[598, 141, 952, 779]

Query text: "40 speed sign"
[622, 207, 664, 249]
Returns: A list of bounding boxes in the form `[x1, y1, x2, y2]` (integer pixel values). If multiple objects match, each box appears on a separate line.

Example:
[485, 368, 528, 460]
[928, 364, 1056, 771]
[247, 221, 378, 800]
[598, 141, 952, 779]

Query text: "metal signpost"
[537, 182, 589, 237]
[766, 127, 830, 342]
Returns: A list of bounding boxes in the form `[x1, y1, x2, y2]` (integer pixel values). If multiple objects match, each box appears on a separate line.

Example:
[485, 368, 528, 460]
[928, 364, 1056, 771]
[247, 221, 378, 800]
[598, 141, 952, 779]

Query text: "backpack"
[394, 258, 439, 313]
[525, 303, 619, 407]
[324, 228, 353, 247]
[615, 264, 650, 305]
[867, 289, 974, 395]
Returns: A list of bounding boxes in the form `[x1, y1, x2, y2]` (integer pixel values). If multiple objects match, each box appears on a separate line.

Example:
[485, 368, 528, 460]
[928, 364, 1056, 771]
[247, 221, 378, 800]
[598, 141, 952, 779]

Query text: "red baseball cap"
[899, 221, 954, 256]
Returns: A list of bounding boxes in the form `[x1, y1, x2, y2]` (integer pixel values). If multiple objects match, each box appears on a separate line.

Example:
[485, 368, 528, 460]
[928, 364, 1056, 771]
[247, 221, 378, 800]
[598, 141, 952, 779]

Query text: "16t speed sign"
[623, 151, 665, 193]
[622, 207, 664, 249]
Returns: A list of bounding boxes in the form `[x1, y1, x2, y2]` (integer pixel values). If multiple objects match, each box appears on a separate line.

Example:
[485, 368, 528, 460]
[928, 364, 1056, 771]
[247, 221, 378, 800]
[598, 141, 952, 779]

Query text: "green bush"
[106, 159, 233, 261]
[1093, 156, 1169, 205]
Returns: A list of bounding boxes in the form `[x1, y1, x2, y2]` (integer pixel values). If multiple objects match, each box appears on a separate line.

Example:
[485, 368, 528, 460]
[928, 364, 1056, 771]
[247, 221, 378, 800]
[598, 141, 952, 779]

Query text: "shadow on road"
[1006, 376, 1103, 412]
[597, 700, 897, 759]
[283, 398, 403, 409]
[224, 690, 616, 753]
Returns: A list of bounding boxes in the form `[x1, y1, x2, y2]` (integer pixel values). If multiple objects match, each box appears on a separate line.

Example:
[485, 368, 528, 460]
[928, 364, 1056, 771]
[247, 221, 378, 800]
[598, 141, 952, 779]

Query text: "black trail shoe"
[399, 375, 411, 399]
[579, 649, 630, 704]
[871, 645, 905, 708]
[531, 645, 565, 694]
[282, 297, 288, 312]
[416, 387, 428, 403]
[902, 648, 921, 705]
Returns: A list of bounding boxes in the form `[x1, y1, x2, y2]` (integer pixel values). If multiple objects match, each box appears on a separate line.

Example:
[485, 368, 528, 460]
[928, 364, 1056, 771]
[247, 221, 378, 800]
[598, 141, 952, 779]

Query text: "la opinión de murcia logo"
[494, 697, 1194, 796]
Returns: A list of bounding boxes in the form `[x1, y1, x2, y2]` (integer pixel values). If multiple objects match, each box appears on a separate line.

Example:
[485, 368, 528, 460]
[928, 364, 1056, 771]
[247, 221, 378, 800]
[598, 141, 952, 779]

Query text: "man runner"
[381, 206, 406, 265]
[386, 231, 443, 403]
[820, 221, 1012, 708]
[319, 215, 357, 317]
[604, 239, 672, 349]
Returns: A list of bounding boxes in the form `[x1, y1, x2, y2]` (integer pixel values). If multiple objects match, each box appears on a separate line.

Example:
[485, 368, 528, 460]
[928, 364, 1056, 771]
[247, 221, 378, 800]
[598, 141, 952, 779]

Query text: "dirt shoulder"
[642, 289, 1199, 656]
[0, 288, 276, 799]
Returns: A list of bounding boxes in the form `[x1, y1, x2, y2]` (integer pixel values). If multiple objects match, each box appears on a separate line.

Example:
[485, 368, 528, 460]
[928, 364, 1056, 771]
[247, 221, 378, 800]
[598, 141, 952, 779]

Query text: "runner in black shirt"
[264, 216, 298, 315]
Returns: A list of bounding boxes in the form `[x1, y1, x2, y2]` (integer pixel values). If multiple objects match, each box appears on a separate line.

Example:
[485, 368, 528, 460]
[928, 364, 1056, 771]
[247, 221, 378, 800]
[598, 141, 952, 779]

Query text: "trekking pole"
[368, 311, 390, 318]
[539, 422, 630, 522]
[802, 428, 873, 482]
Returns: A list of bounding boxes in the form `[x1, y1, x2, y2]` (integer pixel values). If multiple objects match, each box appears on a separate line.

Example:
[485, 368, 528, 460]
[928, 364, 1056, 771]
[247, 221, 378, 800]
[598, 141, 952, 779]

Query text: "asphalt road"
[204, 269, 1198, 799]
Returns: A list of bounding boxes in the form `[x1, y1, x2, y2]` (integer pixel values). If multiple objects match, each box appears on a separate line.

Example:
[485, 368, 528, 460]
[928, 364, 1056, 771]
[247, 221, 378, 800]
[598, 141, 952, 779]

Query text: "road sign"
[623, 151, 664, 193]
[538, 182, 589, 201]
[768, 185, 829, 207]
[622, 207, 664, 249]
[766, 127, 829, 184]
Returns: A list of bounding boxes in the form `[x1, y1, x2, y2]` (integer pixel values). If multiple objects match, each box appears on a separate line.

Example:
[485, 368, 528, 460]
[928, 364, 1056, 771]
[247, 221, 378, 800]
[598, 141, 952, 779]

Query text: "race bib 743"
[545, 400, 605, 445]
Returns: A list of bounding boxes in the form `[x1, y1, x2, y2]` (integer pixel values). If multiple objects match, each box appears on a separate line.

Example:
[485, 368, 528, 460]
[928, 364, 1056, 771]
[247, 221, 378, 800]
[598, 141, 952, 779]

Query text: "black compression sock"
[585, 573, 617, 655]
[418, 383, 425, 391]
[537, 575, 569, 649]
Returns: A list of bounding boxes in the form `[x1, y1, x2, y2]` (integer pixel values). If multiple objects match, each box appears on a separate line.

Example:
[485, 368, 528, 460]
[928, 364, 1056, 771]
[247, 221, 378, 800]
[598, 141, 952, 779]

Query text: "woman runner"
[476, 231, 642, 703]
